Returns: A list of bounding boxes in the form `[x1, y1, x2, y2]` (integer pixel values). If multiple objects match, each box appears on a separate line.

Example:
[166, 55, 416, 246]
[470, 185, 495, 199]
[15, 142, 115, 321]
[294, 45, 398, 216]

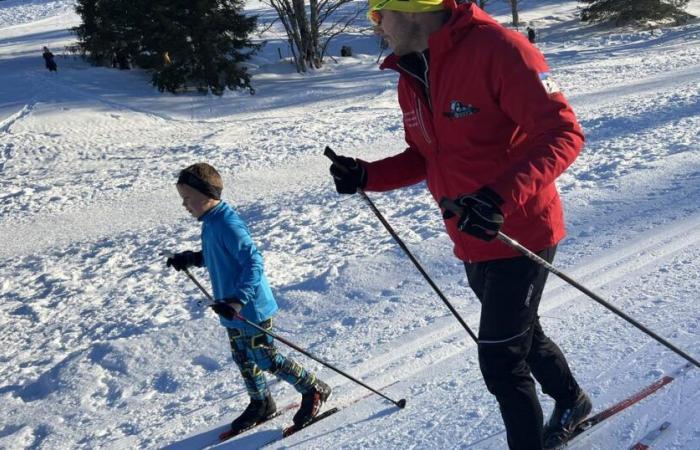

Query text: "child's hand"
[211, 299, 243, 321]
[166, 250, 203, 271]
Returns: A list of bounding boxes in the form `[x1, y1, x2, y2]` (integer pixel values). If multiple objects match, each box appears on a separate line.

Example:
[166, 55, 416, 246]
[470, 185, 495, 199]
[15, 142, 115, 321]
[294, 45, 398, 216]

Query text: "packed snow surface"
[0, 0, 698, 449]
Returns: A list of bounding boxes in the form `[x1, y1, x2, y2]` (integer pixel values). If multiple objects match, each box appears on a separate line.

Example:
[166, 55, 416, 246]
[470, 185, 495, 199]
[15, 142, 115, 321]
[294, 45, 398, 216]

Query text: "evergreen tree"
[73, 0, 144, 66]
[150, 0, 258, 95]
[73, 0, 258, 95]
[579, 0, 693, 25]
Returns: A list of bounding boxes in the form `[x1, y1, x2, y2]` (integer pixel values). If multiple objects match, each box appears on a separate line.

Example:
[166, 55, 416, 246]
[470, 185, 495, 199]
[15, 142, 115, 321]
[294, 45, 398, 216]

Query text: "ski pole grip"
[439, 197, 465, 216]
[324, 146, 349, 174]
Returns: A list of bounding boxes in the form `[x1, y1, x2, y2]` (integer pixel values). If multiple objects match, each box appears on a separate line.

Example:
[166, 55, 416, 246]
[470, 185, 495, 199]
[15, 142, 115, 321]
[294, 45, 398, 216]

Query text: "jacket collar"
[379, 2, 498, 72]
[396, 50, 430, 86]
[199, 200, 226, 223]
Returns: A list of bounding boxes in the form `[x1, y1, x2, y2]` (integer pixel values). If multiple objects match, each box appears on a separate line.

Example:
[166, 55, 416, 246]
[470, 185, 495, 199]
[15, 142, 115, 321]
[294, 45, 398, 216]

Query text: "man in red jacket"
[329, 1, 591, 448]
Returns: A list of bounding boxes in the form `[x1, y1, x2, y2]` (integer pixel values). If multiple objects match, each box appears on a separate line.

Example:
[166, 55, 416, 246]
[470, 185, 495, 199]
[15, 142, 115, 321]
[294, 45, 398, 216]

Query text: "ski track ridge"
[0, 100, 34, 134]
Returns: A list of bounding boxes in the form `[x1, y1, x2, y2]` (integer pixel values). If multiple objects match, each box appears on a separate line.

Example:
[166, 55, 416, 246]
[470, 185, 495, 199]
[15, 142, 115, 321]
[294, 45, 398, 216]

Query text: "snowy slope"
[0, 0, 698, 449]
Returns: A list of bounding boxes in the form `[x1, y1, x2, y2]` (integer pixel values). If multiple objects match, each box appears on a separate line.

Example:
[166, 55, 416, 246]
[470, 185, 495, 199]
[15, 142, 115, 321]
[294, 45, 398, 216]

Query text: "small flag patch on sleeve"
[539, 72, 561, 95]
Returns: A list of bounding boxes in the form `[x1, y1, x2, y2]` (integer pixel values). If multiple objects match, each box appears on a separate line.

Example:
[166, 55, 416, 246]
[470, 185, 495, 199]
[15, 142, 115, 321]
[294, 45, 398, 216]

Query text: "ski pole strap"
[324, 146, 347, 173]
[439, 198, 464, 217]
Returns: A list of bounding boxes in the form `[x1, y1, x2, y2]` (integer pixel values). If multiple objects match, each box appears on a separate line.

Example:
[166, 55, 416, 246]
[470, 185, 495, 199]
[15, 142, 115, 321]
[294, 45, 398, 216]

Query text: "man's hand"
[443, 188, 504, 241]
[329, 155, 367, 194]
[166, 250, 203, 271]
[211, 299, 243, 321]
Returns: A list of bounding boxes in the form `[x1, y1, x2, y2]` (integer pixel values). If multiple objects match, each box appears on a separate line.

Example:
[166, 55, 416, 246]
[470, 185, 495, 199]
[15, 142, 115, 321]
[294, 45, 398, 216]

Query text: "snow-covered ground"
[1, 0, 699, 448]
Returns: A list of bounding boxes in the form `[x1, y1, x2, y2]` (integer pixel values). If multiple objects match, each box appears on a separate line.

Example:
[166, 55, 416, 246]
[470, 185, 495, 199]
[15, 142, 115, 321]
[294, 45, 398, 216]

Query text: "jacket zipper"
[419, 52, 432, 111]
[415, 96, 433, 145]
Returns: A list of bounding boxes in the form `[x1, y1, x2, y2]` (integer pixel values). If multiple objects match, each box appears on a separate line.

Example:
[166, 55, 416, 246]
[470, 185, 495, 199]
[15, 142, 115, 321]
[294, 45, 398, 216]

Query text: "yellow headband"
[368, 0, 445, 14]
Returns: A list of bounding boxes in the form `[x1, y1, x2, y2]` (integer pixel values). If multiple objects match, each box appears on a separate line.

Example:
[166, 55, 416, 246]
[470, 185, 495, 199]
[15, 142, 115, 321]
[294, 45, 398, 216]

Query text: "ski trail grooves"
[159, 212, 700, 447]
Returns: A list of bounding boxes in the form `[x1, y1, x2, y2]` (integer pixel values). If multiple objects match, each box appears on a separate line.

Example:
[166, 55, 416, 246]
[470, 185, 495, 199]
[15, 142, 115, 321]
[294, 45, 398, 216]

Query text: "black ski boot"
[543, 390, 593, 449]
[229, 393, 277, 435]
[292, 379, 332, 428]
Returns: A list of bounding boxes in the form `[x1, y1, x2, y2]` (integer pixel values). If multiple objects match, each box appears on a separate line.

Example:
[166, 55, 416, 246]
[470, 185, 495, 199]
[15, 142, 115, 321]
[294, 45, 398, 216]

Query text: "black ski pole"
[181, 268, 407, 408]
[440, 197, 700, 370]
[325, 146, 478, 344]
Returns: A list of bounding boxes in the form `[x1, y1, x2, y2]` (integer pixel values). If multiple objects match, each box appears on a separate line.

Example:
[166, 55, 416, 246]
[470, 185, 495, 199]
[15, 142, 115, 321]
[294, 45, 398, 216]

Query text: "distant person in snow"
[116, 49, 130, 70]
[527, 26, 536, 43]
[329, 1, 589, 449]
[166, 163, 331, 437]
[42, 46, 57, 72]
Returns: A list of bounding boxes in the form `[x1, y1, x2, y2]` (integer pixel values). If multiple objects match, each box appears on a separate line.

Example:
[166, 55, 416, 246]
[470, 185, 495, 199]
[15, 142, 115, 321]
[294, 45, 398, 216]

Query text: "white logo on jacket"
[539, 72, 561, 95]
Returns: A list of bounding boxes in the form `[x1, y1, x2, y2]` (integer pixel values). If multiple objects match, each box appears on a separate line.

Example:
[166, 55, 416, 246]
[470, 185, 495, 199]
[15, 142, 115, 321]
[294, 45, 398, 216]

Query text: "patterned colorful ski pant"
[226, 319, 318, 401]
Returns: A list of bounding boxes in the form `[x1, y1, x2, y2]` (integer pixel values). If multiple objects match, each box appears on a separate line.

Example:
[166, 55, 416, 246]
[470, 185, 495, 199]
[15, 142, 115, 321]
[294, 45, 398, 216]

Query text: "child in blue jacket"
[167, 162, 331, 435]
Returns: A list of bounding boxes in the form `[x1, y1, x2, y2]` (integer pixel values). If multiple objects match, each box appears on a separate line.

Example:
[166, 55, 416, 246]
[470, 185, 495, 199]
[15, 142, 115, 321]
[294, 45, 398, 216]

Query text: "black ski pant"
[465, 246, 581, 450]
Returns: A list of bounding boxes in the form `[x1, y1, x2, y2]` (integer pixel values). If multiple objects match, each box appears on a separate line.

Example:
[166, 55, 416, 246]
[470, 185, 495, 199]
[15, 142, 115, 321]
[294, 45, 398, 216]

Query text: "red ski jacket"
[363, 2, 584, 262]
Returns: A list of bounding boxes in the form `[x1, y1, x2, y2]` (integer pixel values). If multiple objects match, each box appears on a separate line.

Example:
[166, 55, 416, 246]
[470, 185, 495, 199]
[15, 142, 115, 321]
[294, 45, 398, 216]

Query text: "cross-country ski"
[554, 364, 690, 449]
[217, 402, 300, 443]
[630, 421, 672, 450]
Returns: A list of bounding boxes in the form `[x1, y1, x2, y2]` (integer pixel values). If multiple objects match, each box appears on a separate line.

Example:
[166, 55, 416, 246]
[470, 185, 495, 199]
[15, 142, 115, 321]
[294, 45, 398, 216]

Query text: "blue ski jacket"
[199, 201, 278, 330]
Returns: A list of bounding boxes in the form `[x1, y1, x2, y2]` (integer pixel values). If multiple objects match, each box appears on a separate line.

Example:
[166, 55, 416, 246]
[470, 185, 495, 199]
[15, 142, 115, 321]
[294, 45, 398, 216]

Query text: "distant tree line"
[73, 0, 258, 95]
[472, 0, 693, 28]
[71, 0, 694, 95]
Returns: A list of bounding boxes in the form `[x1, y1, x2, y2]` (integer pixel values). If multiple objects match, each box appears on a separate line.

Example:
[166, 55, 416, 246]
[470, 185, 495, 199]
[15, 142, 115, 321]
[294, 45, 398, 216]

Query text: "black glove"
[166, 250, 203, 271]
[443, 187, 504, 241]
[329, 155, 367, 194]
[210, 299, 243, 321]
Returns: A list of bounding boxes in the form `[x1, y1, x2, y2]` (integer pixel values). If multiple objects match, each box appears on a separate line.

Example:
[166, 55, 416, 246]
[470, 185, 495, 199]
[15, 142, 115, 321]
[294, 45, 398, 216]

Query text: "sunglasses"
[367, 0, 392, 26]
[368, 10, 382, 26]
